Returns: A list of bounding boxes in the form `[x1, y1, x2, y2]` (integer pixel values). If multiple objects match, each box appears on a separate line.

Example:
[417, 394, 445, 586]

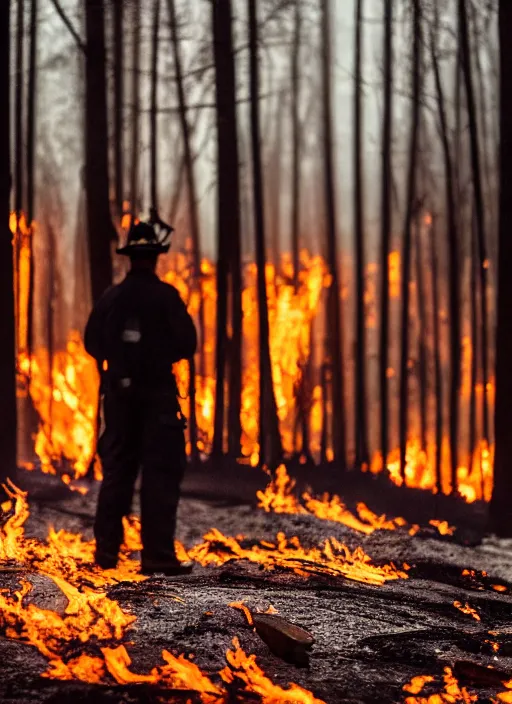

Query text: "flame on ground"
[453, 601, 481, 621]
[220, 637, 326, 703]
[257, 465, 454, 537]
[403, 668, 478, 702]
[0, 480, 398, 699]
[178, 527, 408, 586]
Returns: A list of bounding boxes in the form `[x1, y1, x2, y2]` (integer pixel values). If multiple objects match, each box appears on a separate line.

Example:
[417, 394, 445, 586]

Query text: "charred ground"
[1, 466, 512, 703]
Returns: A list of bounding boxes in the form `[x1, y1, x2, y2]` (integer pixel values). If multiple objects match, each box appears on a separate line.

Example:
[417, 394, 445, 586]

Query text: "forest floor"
[2, 464, 512, 703]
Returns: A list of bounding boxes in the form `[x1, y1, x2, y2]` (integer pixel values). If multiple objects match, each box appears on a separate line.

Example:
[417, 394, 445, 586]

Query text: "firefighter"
[84, 215, 196, 576]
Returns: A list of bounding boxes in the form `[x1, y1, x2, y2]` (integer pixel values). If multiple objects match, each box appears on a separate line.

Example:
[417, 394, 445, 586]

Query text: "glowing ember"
[453, 601, 481, 621]
[403, 668, 478, 703]
[429, 520, 455, 536]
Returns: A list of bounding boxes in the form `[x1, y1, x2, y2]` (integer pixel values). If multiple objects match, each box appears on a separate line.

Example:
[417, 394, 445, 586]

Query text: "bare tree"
[26, 0, 37, 364]
[167, 1, 207, 462]
[459, 0, 490, 449]
[212, 0, 243, 459]
[415, 211, 427, 451]
[399, 0, 421, 477]
[321, 0, 346, 469]
[15, 0, 24, 223]
[0, 0, 16, 483]
[248, 0, 282, 469]
[468, 214, 479, 491]
[130, 0, 141, 217]
[379, 0, 393, 473]
[112, 0, 123, 218]
[291, 0, 301, 290]
[430, 216, 443, 492]
[353, 0, 369, 468]
[431, 7, 461, 494]
[85, 0, 114, 303]
[489, 0, 512, 535]
[150, 0, 160, 210]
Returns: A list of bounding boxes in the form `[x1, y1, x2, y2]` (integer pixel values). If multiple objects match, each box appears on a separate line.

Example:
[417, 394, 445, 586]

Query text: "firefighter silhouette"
[85, 213, 196, 575]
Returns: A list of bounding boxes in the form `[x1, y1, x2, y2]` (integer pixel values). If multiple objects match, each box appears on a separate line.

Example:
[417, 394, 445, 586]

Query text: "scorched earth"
[1, 465, 512, 704]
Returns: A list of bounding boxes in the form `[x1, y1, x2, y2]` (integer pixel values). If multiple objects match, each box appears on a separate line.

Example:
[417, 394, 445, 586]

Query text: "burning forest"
[2, 0, 512, 702]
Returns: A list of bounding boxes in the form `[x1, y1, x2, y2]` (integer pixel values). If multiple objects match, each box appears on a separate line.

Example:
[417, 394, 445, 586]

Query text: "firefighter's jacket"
[84, 269, 197, 393]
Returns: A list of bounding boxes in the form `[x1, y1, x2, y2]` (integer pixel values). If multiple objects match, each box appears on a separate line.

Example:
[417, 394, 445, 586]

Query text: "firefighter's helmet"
[116, 210, 174, 257]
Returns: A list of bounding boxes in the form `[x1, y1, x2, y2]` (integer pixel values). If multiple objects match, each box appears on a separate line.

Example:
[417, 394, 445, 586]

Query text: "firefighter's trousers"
[94, 388, 186, 571]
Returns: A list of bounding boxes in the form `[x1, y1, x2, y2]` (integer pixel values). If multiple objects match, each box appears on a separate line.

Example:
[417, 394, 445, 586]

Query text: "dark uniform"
[84, 220, 196, 574]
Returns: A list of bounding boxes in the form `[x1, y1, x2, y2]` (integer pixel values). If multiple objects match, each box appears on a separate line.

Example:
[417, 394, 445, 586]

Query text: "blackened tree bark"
[431, 13, 461, 494]
[469, 215, 479, 493]
[15, 0, 24, 222]
[459, 0, 490, 449]
[0, 0, 16, 483]
[130, 0, 141, 218]
[212, 0, 242, 459]
[248, 0, 282, 469]
[430, 216, 443, 492]
[321, 0, 346, 469]
[489, 0, 512, 534]
[353, 0, 368, 468]
[150, 0, 160, 210]
[85, 0, 114, 303]
[291, 0, 301, 291]
[27, 0, 36, 225]
[26, 0, 37, 363]
[379, 0, 393, 473]
[415, 212, 427, 451]
[399, 0, 421, 478]
[112, 0, 123, 218]
[270, 89, 284, 270]
[168, 0, 203, 462]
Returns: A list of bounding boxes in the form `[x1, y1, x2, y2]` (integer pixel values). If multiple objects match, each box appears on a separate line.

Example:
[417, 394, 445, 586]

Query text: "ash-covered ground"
[2, 464, 512, 703]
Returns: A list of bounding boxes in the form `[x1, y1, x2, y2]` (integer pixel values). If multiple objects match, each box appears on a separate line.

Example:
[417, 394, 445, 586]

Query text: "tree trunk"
[15, 0, 24, 221]
[112, 0, 123, 218]
[431, 12, 461, 494]
[430, 216, 443, 493]
[0, 0, 16, 483]
[291, 0, 301, 291]
[459, 0, 490, 449]
[85, 0, 114, 303]
[399, 0, 421, 478]
[270, 89, 285, 270]
[468, 212, 479, 494]
[130, 0, 140, 218]
[211, 0, 243, 459]
[353, 0, 368, 468]
[168, 1, 209, 462]
[150, 0, 160, 210]
[415, 212, 427, 451]
[26, 0, 37, 363]
[489, 0, 512, 534]
[379, 0, 393, 473]
[248, 0, 282, 469]
[321, 0, 346, 469]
